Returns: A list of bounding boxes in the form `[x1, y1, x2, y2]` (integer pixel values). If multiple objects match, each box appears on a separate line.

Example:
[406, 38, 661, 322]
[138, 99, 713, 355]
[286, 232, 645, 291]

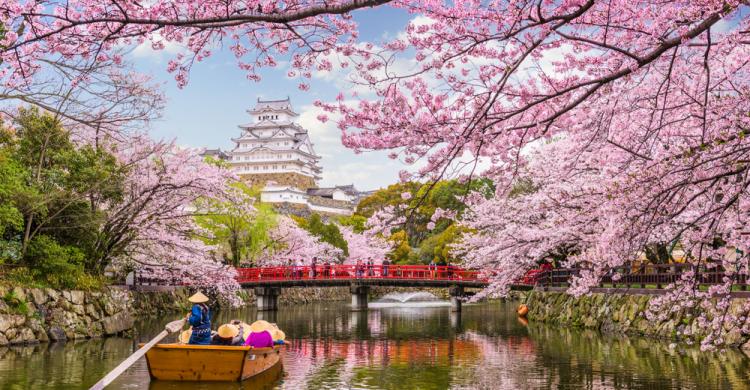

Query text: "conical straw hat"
[238, 322, 251, 338]
[188, 291, 209, 303]
[217, 324, 239, 338]
[272, 328, 286, 341]
[179, 329, 192, 344]
[249, 320, 272, 333]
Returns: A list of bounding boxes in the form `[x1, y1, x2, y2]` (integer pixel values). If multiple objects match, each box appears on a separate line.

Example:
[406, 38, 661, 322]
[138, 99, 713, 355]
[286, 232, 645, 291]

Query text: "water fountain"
[370, 291, 450, 308]
[375, 291, 441, 303]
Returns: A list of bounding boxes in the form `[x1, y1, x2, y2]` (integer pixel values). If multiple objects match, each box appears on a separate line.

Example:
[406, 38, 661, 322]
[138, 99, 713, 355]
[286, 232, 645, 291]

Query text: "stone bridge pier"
[350, 284, 370, 311]
[254, 286, 281, 311]
[449, 285, 464, 312]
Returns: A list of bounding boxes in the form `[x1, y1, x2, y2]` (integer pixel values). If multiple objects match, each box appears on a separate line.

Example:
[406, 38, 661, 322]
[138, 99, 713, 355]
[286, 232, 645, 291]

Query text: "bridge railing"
[532, 263, 750, 290]
[236, 264, 486, 283]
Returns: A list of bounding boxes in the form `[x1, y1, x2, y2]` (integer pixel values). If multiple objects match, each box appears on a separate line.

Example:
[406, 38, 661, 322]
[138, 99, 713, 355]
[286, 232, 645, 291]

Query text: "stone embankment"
[525, 291, 750, 350]
[0, 286, 133, 346]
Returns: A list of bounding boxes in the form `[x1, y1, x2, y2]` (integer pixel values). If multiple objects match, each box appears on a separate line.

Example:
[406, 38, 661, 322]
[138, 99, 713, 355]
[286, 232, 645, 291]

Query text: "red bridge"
[235, 264, 491, 312]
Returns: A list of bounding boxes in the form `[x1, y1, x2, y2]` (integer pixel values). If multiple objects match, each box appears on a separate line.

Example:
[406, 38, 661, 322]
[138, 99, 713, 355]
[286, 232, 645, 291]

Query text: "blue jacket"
[188, 303, 211, 345]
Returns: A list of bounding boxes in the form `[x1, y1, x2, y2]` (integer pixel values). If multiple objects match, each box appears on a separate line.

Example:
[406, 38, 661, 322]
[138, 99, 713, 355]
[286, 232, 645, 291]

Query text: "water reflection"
[1, 301, 749, 389]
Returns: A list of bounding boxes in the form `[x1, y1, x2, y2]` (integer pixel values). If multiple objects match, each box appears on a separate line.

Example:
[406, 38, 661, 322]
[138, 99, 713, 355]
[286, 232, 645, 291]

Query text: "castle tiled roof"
[249, 97, 296, 114]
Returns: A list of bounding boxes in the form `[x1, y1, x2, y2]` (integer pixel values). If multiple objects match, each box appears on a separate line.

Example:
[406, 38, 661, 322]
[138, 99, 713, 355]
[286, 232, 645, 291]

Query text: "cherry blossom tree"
[261, 215, 342, 265]
[99, 135, 242, 303]
[340, 225, 390, 264]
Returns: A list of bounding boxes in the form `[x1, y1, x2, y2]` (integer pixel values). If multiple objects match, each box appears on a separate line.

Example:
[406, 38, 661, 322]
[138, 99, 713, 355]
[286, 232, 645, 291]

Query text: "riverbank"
[525, 290, 750, 350]
[0, 286, 133, 345]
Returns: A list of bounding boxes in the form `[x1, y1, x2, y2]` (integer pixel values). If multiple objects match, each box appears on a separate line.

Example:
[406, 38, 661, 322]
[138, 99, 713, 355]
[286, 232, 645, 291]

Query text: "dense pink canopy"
[3, 0, 750, 347]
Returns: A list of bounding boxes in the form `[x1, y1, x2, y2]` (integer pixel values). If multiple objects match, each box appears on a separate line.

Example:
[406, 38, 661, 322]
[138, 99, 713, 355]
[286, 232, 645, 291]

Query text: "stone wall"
[307, 195, 352, 209]
[239, 172, 315, 189]
[525, 291, 750, 349]
[131, 287, 194, 316]
[0, 286, 133, 346]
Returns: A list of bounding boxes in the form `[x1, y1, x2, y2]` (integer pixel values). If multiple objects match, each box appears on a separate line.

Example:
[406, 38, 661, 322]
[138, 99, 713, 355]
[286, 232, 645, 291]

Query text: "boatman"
[186, 291, 212, 345]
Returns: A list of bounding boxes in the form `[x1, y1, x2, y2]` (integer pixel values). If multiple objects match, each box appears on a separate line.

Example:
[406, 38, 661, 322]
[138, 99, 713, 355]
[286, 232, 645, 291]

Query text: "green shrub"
[25, 235, 85, 289]
[3, 289, 29, 315]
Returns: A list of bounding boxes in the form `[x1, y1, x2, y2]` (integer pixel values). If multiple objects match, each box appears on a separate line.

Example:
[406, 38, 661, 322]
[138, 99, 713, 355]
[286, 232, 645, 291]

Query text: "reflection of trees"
[524, 326, 750, 389]
[0, 338, 150, 388]
[285, 338, 477, 389]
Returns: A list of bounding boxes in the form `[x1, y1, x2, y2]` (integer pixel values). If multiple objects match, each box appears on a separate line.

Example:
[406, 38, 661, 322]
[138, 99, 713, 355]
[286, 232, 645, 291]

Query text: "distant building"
[202, 98, 363, 216]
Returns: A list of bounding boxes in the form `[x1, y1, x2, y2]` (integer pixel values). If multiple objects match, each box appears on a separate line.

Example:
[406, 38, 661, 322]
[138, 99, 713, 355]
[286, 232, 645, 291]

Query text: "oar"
[89, 318, 186, 390]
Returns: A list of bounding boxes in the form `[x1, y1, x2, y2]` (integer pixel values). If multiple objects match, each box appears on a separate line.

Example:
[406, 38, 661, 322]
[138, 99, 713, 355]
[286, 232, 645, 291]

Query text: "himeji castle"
[202, 98, 365, 216]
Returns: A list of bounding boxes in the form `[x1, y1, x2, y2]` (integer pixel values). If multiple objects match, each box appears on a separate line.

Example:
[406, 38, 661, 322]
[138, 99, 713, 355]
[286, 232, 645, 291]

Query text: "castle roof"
[248, 97, 297, 116]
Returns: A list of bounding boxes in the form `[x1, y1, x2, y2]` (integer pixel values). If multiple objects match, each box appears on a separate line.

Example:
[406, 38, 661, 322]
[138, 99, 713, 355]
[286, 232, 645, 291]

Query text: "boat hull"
[143, 343, 284, 382]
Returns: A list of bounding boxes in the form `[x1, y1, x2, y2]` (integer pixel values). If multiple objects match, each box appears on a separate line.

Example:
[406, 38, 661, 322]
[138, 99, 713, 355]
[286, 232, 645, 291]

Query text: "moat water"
[1, 301, 749, 389]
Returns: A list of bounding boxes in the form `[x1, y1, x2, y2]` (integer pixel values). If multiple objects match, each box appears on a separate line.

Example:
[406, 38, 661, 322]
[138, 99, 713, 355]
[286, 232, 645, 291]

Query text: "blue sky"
[128, 6, 414, 191]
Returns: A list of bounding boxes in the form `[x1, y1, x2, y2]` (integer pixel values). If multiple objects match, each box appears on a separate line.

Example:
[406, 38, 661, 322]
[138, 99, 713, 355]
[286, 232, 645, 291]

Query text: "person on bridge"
[429, 260, 437, 279]
[383, 259, 390, 277]
[311, 257, 318, 278]
[356, 259, 364, 278]
[367, 258, 374, 277]
[323, 261, 331, 278]
[285, 259, 293, 278]
[186, 291, 212, 345]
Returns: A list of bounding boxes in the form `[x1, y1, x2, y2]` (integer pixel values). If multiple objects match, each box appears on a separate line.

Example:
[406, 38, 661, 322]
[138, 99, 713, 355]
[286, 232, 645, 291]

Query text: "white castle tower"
[223, 98, 360, 215]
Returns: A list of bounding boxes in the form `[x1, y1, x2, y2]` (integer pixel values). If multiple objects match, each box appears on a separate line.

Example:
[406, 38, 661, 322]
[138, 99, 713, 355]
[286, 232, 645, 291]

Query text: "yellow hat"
[249, 320, 272, 333]
[179, 329, 192, 344]
[217, 324, 239, 339]
[239, 322, 251, 339]
[188, 291, 209, 303]
[272, 328, 285, 341]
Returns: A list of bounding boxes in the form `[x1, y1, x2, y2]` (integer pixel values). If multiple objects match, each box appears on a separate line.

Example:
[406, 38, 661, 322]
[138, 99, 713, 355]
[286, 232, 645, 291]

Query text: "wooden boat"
[142, 343, 284, 382]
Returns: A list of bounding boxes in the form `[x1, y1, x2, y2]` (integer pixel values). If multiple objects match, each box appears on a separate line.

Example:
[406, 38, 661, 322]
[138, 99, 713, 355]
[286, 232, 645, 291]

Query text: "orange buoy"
[517, 304, 529, 317]
[517, 316, 529, 327]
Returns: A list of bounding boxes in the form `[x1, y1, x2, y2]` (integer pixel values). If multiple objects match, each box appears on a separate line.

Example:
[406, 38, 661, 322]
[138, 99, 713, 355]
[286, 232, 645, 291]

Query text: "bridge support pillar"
[350, 284, 370, 311]
[449, 285, 464, 312]
[254, 286, 281, 311]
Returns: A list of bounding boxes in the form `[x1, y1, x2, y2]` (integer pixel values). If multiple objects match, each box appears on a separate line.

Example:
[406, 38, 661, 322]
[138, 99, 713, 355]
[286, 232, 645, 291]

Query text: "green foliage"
[355, 178, 494, 263]
[387, 230, 414, 264]
[25, 235, 85, 289]
[0, 109, 125, 287]
[337, 215, 368, 233]
[417, 224, 463, 265]
[194, 182, 278, 267]
[3, 289, 30, 316]
[298, 213, 349, 257]
[508, 177, 537, 198]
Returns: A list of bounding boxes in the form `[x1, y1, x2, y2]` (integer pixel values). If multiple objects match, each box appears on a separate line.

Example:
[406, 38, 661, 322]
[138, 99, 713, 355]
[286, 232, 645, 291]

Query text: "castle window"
[254, 166, 259, 171]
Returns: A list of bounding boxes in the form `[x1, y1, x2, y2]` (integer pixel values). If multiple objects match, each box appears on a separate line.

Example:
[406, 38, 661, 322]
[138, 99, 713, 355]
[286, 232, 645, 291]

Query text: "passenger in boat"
[212, 323, 245, 346]
[186, 291, 212, 345]
[245, 320, 274, 348]
[271, 327, 286, 345]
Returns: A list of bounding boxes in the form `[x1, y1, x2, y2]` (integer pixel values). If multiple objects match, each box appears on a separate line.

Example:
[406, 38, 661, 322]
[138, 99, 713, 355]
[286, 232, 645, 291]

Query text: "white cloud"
[132, 33, 187, 62]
